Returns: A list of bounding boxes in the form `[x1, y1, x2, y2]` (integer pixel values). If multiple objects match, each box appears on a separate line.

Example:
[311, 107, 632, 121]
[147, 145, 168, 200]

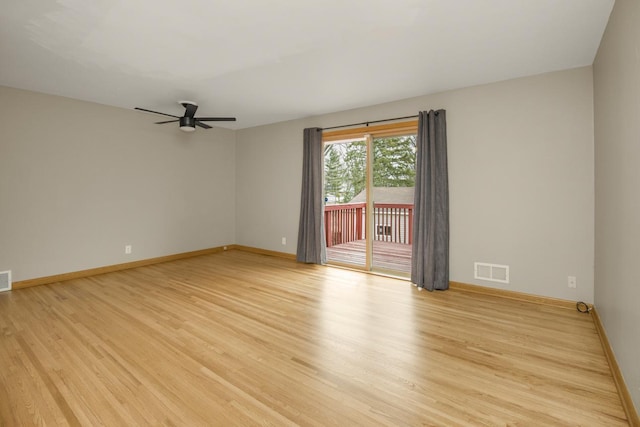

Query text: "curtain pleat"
[411, 110, 449, 290]
[296, 127, 327, 264]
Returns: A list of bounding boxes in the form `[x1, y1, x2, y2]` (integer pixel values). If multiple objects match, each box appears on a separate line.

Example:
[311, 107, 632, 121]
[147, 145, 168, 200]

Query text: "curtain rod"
[321, 114, 419, 131]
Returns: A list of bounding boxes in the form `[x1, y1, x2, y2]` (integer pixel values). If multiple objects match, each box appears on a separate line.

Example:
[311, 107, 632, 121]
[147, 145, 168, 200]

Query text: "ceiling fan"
[135, 101, 236, 132]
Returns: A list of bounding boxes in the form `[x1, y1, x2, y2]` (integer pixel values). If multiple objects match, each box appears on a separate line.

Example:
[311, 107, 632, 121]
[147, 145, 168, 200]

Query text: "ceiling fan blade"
[195, 117, 237, 122]
[155, 119, 179, 124]
[135, 107, 181, 119]
[195, 120, 212, 129]
[181, 102, 198, 118]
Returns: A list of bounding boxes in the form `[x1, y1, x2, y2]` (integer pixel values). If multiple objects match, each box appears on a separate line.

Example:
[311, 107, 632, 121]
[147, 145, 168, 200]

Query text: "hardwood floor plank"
[0, 250, 629, 426]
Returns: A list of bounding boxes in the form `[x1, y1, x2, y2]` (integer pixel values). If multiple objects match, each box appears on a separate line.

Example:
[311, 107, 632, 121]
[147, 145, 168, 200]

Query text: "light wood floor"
[0, 250, 628, 426]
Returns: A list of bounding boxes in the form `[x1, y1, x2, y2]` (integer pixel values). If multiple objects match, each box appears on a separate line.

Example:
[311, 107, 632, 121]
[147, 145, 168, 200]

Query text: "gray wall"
[594, 0, 640, 411]
[236, 67, 595, 303]
[0, 86, 236, 282]
[2, 68, 596, 306]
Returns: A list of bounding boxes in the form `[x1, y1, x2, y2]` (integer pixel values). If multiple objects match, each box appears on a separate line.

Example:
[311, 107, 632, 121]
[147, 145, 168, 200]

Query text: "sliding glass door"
[323, 122, 417, 276]
[370, 135, 416, 274]
[323, 138, 367, 268]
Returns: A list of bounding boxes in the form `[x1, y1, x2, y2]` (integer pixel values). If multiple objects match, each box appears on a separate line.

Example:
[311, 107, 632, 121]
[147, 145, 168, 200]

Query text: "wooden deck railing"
[324, 203, 413, 247]
[373, 203, 413, 245]
[324, 203, 365, 247]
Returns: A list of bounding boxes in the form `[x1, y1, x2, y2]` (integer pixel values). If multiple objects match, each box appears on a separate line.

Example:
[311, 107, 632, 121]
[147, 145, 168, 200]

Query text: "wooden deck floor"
[326, 239, 412, 273]
[0, 250, 629, 426]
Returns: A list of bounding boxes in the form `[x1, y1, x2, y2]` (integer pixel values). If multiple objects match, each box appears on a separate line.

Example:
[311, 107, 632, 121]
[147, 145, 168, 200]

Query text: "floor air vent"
[0, 271, 11, 292]
[474, 262, 509, 284]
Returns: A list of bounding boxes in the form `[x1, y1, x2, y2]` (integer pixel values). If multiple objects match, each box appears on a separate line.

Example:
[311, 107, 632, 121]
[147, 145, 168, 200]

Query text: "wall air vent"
[0, 271, 11, 292]
[474, 262, 509, 284]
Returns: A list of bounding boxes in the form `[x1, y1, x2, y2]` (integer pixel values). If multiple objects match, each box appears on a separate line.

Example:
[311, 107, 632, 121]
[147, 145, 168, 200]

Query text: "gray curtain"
[411, 110, 449, 290]
[296, 127, 327, 264]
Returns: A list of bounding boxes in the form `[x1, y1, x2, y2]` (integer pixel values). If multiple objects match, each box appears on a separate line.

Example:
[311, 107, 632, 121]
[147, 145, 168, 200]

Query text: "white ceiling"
[0, 0, 614, 129]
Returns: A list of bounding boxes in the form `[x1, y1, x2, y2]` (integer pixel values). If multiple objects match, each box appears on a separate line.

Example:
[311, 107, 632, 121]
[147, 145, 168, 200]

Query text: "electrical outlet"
[568, 276, 576, 288]
[281, 237, 286, 245]
[125, 245, 132, 255]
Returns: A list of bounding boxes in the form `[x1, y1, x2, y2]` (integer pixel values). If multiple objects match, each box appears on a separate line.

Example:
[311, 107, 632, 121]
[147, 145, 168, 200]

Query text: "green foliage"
[324, 140, 366, 203]
[373, 136, 416, 188]
[324, 144, 346, 203]
[342, 140, 366, 202]
[324, 135, 415, 203]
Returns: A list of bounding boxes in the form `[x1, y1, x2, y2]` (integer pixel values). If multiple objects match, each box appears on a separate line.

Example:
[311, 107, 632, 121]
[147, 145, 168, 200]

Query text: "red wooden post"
[338, 209, 343, 244]
[347, 207, 352, 243]
[362, 205, 367, 239]
[408, 207, 413, 245]
[324, 209, 332, 247]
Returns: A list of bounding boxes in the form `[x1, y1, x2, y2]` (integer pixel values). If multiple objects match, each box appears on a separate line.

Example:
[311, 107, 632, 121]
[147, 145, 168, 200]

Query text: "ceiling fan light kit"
[135, 101, 236, 132]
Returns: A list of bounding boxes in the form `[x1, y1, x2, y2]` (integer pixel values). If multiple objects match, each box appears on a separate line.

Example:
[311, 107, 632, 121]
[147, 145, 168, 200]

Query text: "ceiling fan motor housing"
[179, 116, 196, 131]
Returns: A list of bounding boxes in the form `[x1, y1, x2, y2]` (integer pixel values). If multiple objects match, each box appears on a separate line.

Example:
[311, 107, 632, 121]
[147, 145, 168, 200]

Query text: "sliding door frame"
[323, 120, 418, 275]
[365, 133, 374, 271]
